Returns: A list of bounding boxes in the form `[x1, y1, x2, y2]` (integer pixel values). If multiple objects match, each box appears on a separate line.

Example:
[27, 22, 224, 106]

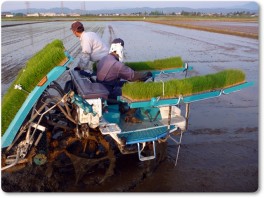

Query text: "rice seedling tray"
[120, 69, 254, 108]
[125, 56, 184, 71]
[1, 39, 72, 137]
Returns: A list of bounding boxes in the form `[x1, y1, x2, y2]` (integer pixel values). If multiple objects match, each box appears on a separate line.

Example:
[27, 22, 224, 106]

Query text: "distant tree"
[181, 10, 189, 16]
[15, 13, 24, 17]
[150, 10, 164, 15]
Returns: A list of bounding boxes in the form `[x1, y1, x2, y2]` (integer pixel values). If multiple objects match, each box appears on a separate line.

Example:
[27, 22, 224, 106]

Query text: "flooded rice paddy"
[1, 21, 259, 192]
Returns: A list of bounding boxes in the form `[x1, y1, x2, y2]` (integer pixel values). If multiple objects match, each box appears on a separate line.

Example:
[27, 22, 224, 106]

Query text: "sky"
[0, 0, 258, 12]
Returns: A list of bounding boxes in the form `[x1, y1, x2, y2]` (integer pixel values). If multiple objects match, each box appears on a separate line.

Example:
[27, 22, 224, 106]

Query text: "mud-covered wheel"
[66, 141, 116, 184]
[35, 82, 116, 184]
[47, 132, 116, 185]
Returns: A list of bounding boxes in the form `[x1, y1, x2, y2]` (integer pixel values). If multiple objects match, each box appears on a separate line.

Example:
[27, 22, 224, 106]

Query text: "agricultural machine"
[1, 52, 253, 183]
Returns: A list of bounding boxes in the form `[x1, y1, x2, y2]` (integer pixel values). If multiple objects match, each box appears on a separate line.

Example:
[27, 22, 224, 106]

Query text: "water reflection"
[29, 24, 34, 46]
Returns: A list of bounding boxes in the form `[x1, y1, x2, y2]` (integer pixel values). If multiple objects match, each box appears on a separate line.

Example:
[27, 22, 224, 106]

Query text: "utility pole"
[61, 1, 64, 15]
[25, 1, 30, 14]
[81, 1, 86, 15]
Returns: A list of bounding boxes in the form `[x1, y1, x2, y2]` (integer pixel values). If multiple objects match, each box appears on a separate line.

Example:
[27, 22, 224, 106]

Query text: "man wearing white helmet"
[108, 38, 125, 62]
[97, 38, 152, 99]
[71, 21, 109, 71]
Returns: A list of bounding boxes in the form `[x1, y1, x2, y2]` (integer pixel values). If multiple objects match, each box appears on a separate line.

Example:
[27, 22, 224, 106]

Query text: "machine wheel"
[47, 131, 116, 185]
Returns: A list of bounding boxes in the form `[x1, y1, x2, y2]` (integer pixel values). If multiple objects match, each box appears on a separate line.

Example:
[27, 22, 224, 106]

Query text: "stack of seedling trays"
[125, 56, 184, 71]
[2, 39, 67, 136]
[123, 56, 246, 102]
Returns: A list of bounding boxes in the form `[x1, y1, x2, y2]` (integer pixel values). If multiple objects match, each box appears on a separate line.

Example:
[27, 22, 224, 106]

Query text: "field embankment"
[146, 16, 258, 39]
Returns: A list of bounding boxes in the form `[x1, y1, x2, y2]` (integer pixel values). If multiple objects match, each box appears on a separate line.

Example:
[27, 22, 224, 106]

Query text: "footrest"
[117, 125, 175, 145]
[99, 123, 121, 135]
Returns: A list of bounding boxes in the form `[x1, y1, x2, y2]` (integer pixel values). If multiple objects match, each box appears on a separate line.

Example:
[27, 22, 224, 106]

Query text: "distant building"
[2, 12, 13, 17]
[69, 13, 81, 17]
[25, 12, 68, 17]
[5, 14, 14, 17]
[26, 13, 40, 17]
[41, 12, 57, 17]
[57, 13, 67, 17]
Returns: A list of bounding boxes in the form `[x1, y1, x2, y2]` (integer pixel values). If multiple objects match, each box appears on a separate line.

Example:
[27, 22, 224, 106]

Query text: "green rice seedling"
[122, 69, 246, 101]
[93, 56, 184, 72]
[1, 39, 66, 136]
[125, 56, 183, 71]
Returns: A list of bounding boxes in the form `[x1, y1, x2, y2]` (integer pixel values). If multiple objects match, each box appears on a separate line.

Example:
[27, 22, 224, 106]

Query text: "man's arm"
[77, 52, 91, 70]
[132, 71, 152, 82]
[117, 62, 135, 81]
[118, 62, 152, 82]
[78, 33, 92, 70]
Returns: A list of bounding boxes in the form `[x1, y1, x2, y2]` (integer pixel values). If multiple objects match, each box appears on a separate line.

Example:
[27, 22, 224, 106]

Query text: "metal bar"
[137, 141, 156, 161]
[185, 103, 190, 131]
[5, 102, 48, 153]
[1, 149, 20, 171]
[151, 66, 193, 78]
[174, 131, 183, 167]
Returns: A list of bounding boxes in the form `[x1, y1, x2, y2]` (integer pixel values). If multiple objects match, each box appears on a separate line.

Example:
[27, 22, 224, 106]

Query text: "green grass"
[1, 39, 66, 136]
[125, 56, 183, 71]
[122, 69, 246, 101]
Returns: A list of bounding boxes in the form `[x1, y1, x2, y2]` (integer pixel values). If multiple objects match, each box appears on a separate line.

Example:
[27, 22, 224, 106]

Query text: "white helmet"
[109, 38, 124, 62]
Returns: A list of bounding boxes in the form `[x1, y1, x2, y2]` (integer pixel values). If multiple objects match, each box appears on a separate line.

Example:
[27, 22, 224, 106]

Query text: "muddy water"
[1, 21, 259, 192]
